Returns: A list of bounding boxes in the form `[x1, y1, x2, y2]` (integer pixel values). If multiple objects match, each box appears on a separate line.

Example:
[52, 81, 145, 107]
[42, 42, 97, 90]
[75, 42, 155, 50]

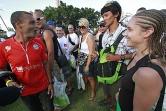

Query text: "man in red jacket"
[0, 11, 54, 111]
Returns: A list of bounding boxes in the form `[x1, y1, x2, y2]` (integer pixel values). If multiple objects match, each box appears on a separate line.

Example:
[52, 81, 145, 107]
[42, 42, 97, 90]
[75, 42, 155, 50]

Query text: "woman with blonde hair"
[77, 18, 96, 101]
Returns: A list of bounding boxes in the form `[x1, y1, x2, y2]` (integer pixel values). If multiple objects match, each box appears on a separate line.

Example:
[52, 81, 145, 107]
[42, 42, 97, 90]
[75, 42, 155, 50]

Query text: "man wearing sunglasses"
[94, 1, 134, 111]
[33, 11, 63, 82]
[67, 24, 79, 59]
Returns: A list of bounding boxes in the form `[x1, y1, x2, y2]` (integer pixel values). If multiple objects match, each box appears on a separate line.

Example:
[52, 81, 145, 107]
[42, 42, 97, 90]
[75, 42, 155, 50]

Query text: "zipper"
[20, 43, 30, 64]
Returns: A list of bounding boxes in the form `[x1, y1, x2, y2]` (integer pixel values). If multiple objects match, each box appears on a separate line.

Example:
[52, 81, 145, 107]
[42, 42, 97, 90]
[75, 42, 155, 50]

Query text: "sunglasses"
[36, 17, 44, 21]
[78, 26, 86, 29]
[104, 3, 113, 7]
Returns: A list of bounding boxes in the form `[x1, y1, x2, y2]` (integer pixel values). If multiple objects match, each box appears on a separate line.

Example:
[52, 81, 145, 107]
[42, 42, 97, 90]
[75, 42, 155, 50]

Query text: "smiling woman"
[77, 18, 96, 101]
[118, 9, 166, 111]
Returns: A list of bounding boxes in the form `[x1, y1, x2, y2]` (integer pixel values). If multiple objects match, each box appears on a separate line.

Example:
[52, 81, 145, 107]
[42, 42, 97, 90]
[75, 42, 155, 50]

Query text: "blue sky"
[0, 0, 166, 31]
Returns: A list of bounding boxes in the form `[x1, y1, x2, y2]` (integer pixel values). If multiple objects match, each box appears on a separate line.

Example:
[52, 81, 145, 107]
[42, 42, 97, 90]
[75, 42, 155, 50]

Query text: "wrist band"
[48, 81, 54, 84]
[6, 80, 12, 86]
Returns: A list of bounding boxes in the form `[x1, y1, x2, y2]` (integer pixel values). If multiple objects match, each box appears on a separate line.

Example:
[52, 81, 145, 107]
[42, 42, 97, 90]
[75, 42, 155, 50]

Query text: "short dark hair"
[137, 7, 146, 12]
[34, 10, 44, 17]
[101, 1, 122, 22]
[55, 24, 63, 28]
[10, 11, 32, 29]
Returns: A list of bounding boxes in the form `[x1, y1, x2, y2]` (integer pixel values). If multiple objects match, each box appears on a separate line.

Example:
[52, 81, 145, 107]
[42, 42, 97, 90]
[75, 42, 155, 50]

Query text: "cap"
[47, 21, 55, 26]
[0, 86, 20, 106]
[99, 21, 105, 27]
[78, 18, 89, 26]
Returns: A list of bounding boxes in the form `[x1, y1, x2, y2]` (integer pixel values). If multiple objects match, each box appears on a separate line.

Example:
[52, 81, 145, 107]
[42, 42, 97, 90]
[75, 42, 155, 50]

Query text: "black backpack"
[95, 30, 127, 84]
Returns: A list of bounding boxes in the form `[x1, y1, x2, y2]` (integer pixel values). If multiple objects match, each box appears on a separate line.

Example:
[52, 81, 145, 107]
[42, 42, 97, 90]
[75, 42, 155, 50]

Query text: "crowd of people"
[0, 1, 166, 111]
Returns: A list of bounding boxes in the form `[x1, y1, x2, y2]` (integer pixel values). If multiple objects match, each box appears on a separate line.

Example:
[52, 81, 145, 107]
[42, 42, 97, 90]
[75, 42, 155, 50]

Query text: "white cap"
[6, 31, 15, 38]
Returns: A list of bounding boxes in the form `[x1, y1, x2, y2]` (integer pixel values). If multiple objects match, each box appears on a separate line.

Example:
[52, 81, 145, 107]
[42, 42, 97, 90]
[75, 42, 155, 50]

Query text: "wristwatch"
[120, 55, 125, 60]
[48, 81, 54, 85]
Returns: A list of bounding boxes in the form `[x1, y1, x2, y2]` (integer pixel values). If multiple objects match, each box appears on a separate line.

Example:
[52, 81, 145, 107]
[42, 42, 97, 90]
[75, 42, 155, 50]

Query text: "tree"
[8, 27, 14, 31]
[42, 1, 100, 29]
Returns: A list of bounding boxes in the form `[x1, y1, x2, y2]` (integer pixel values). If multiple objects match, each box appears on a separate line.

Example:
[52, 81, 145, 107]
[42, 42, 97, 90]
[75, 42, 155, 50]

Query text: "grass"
[0, 74, 111, 111]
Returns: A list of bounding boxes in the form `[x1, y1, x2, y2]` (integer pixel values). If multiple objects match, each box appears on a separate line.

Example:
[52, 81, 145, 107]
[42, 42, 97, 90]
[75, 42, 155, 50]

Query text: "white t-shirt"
[67, 33, 79, 52]
[57, 36, 70, 60]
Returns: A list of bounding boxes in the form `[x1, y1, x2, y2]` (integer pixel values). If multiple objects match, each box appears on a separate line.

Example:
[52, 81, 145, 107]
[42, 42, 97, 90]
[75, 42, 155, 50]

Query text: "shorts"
[52, 60, 63, 82]
[102, 77, 122, 105]
[79, 61, 94, 77]
[62, 61, 72, 78]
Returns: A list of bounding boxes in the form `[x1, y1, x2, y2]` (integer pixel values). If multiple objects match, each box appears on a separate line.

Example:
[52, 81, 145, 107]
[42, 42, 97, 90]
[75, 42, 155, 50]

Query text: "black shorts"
[79, 61, 94, 77]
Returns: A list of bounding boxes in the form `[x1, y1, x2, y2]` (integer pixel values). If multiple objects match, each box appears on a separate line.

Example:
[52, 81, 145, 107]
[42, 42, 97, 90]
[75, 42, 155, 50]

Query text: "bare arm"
[86, 35, 95, 67]
[62, 49, 66, 55]
[106, 53, 133, 61]
[43, 60, 52, 82]
[43, 59, 54, 98]
[133, 67, 163, 111]
[71, 44, 79, 53]
[43, 30, 54, 70]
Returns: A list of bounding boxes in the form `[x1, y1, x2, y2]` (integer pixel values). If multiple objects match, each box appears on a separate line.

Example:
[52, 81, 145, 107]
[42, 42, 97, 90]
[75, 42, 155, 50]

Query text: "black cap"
[0, 86, 20, 106]
[99, 21, 105, 27]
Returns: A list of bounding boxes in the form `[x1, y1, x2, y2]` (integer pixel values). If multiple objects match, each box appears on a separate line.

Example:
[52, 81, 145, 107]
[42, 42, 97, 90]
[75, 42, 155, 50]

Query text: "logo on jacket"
[33, 44, 39, 50]
[16, 66, 23, 72]
[64, 44, 67, 47]
[5, 46, 11, 52]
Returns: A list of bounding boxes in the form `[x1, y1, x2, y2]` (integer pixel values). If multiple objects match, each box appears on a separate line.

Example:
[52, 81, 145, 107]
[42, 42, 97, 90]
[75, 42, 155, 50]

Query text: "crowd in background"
[0, 1, 166, 111]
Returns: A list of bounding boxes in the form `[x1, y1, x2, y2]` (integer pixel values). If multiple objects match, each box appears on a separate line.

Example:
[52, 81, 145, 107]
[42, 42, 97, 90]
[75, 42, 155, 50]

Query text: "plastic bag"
[53, 77, 70, 106]
[76, 66, 85, 90]
[162, 88, 166, 111]
[116, 101, 121, 111]
[69, 54, 76, 69]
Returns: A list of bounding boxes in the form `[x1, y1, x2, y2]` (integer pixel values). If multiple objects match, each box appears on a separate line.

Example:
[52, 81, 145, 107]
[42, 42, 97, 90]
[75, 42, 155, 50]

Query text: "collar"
[105, 24, 123, 37]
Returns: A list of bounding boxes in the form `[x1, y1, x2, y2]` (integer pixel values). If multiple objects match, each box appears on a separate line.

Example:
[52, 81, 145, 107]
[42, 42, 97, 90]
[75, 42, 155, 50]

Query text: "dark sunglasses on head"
[36, 17, 44, 21]
[104, 1, 120, 11]
[104, 3, 113, 7]
[78, 26, 86, 29]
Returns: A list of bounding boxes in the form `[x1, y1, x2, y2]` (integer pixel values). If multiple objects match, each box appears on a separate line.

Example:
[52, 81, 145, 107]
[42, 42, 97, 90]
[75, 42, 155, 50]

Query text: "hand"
[70, 51, 73, 55]
[91, 52, 97, 59]
[84, 66, 89, 73]
[76, 59, 79, 66]
[115, 92, 119, 101]
[8, 81, 23, 88]
[106, 54, 120, 61]
[47, 84, 54, 98]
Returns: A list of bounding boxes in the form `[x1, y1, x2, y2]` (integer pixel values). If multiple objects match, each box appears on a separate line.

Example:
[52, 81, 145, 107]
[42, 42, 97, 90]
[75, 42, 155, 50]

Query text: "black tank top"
[119, 54, 166, 111]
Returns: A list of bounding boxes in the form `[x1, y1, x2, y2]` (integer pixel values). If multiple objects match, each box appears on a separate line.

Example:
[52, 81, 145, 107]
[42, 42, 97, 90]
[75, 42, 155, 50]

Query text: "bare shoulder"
[43, 30, 54, 39]
[133, 66, 163, 91]
[87, 34, 94, 41]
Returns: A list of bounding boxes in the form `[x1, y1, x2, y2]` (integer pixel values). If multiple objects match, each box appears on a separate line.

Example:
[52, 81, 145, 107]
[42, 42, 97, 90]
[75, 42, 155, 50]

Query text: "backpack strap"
[112, 29, 126, 54]
[103, 29, 126, 54]
[68, 34, 75, 45]
[42, 27, 59, 57]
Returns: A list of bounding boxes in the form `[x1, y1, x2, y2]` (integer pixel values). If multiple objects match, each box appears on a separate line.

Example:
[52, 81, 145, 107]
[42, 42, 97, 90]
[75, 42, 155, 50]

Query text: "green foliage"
[8, 27, 14, 31]
[43, 1, 100, 29]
